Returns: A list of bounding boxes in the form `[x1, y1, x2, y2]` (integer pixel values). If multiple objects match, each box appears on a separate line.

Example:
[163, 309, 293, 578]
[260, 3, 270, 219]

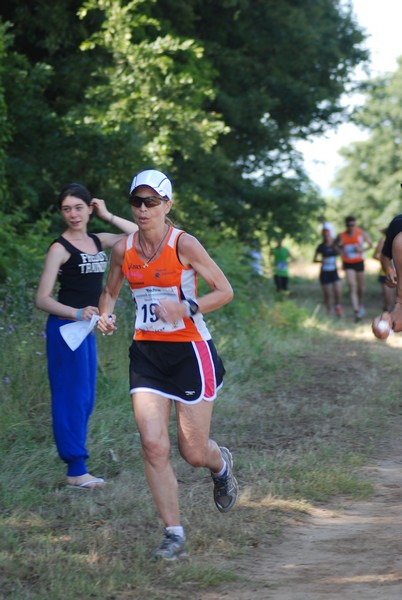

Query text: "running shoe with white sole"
[152, 529, 186, 561]
[211, 446, 239, 513]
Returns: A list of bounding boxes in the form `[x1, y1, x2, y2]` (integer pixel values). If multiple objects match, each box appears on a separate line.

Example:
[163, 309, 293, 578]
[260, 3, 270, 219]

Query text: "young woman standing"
[36, 183, 137, 489]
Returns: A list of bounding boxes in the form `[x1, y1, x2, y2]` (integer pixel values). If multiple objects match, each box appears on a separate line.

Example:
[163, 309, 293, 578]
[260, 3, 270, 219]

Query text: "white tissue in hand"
[60, 315, 100, 351]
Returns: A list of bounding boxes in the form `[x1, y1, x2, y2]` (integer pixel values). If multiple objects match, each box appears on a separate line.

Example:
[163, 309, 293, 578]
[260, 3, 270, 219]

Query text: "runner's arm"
[387, 232, 402, 330]
[97, 238, 126, 333]
[155, 233, 233, 324]
[313, 248, 322, 263]
[177, 233, 233, 314]
[362, 229, 373, 251]
[381, 254, 397, 288]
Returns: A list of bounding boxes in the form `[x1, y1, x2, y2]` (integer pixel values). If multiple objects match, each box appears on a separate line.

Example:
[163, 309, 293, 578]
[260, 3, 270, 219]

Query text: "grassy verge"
[1, 271, 401, 599]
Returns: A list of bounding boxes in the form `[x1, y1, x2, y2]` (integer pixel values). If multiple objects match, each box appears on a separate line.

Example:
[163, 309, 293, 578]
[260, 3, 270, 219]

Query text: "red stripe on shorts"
[194, 340, 216, 399]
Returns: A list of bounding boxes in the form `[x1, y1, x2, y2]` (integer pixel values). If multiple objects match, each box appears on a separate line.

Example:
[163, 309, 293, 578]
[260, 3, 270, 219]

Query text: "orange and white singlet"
[122, 227, 211, 342]
[340, 227, 364, 264]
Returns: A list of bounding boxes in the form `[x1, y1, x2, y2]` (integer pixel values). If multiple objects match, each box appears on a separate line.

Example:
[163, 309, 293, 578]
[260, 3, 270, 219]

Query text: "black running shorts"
[342, 260, 364, 272]
[129, 339, 225, 404]
[320, 269, 341, 285]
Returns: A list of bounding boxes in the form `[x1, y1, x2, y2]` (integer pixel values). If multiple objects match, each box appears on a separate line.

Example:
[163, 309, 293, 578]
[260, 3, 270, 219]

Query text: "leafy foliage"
[0, 0, 369, 282]
[0, 23, 9, 208]
[333, 57, 402, 235]
[0, 209, 50, 286]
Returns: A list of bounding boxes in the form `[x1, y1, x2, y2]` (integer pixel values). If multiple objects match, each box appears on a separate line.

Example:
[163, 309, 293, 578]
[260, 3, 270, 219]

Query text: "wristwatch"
[183, 299, 199, 317]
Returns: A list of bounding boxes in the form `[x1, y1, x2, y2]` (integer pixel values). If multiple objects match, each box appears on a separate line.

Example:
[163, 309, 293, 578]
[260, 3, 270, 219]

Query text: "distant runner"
[337, 216, 372, 321]
[314, 227, 342, 317]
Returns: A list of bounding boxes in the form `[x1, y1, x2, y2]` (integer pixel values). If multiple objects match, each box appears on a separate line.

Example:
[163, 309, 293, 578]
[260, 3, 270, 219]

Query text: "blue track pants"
[46, 315, 97, 476]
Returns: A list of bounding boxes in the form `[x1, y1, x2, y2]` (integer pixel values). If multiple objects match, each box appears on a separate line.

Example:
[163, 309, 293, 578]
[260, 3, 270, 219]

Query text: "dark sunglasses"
[129, 195, 167, 208]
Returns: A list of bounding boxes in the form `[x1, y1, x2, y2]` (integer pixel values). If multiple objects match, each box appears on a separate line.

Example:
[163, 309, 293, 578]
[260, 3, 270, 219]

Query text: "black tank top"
[53, 234, 108, 308]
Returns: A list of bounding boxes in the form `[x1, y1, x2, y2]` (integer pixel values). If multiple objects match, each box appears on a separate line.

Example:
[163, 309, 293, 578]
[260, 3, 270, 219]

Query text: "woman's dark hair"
[58, 183, 91, 208]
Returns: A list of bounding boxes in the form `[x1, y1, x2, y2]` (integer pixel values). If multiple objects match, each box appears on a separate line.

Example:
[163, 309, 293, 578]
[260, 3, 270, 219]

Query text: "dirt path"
[200, 424, 402, 600]
[260, 449, 402, 599]
[198, 292, 402, 600]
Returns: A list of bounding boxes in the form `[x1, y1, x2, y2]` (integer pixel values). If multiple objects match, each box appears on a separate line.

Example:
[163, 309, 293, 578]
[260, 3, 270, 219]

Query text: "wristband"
[77, 308, 83, 321]
[183, 299, 199, 317]
[183, 300, 192, 318]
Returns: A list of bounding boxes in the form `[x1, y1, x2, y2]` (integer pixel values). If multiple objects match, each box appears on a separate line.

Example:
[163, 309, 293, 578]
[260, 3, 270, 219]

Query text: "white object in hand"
[377, 319, 390, 334]
[60, 315, 100, 351]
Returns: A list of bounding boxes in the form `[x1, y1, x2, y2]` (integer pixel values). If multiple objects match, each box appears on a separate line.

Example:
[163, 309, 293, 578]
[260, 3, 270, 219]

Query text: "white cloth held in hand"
[60, 315, 100, 351]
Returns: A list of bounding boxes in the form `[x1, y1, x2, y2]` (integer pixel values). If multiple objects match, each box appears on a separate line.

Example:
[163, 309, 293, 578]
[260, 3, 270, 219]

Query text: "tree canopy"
[0, 0, 368, 252]
[333, 57, 402, 236]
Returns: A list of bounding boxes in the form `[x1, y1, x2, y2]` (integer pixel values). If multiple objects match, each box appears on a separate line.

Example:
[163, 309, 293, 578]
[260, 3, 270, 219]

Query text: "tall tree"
[333, 57, 402, 235]
[0, 0, 368, 243]
[154, 0, 367, 163]
[0, 22, 9, 209]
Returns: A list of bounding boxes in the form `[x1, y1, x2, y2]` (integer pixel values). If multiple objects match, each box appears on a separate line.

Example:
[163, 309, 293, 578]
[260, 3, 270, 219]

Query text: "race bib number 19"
[131, 286, 185, 332]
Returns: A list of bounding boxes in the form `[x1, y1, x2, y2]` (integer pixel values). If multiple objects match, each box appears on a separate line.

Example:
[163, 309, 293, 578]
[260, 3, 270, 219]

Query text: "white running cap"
[129, 169, 172, 200]
[322, 221, 336, 238]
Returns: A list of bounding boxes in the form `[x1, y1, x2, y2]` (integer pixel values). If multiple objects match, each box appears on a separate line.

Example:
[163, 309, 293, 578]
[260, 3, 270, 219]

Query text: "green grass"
[1, 269, 402, 598]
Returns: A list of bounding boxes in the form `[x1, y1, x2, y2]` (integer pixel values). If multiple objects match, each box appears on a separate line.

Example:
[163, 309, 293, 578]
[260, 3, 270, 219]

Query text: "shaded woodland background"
[2, 1, 402, 287]
[0, 0, 369, 281]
